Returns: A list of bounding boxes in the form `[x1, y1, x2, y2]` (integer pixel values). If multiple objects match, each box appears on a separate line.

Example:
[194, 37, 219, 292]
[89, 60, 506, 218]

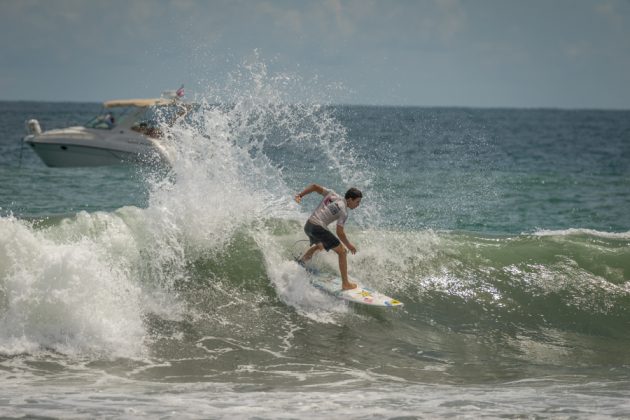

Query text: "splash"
[0, 214, 146, 356]
[0, 56, 375, 356]
[141, 57, 377, 313]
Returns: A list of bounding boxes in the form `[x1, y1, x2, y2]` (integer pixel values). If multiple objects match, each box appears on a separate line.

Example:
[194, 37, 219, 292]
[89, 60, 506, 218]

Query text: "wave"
[1, 61, 629, 361]
[0, 61, 362, 356]
[2, 205, 628, 357]
[375, 229, 630, 337]
[0, 212, 147, 357]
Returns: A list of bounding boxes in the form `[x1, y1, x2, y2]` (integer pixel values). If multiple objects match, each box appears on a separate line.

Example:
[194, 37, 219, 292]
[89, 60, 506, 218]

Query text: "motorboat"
[23, 93, 187, 167]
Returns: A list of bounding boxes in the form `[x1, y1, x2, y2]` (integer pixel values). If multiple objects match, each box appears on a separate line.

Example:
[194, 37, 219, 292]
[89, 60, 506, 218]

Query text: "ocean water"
[1, 81, 630, 418]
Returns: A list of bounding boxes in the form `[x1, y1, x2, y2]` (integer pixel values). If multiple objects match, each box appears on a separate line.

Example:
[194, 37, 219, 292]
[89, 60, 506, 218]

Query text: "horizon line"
[1, 99, 628, 113]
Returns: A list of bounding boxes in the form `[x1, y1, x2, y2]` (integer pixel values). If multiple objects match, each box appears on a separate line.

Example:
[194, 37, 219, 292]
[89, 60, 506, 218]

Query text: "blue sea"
[1, 88, 629, 418]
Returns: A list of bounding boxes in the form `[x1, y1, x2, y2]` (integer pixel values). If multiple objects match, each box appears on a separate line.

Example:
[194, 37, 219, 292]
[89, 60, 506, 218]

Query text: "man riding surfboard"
[294, 184, 363, 290]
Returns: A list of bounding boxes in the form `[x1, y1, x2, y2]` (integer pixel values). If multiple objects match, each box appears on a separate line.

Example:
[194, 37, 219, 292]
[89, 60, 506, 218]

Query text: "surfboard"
[309, 273, 404, 308]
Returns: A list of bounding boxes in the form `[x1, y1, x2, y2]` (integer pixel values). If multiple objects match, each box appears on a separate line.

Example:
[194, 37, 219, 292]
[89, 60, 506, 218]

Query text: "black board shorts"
[304, 221, 341, 251]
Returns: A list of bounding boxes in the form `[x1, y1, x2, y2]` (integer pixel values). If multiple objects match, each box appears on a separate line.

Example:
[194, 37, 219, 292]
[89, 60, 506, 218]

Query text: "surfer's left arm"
[336, 225, 356, 254]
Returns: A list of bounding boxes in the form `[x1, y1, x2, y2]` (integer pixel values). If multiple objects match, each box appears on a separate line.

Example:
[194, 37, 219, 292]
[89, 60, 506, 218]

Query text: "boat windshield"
[84, 103, 191, 135]
[84, 106, 144, 130]
[84, 113, 116, 129]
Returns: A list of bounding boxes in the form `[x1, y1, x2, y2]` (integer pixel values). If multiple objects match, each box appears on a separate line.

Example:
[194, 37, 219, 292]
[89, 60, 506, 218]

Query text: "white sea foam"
[531, 228, 630, 239]
[254, 230, 349, 323]
[2, 377, 629, 419]
[0, 215, 145, 357]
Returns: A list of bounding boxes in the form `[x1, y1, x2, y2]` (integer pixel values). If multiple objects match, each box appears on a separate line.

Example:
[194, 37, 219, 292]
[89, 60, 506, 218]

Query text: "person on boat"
[294, 184, 363, 290]
[104, 113, 115, 128]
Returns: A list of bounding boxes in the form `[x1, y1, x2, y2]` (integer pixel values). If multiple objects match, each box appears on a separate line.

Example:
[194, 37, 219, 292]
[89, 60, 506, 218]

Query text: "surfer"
[294, 184, 363, 290]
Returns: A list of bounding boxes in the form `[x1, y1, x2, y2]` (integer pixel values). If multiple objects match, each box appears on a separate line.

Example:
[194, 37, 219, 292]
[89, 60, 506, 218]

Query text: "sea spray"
[1, 59, 379, 358]
[0, 214, 145, 356]
[137, 60, 382, 320]
[253, 230, 349, 323]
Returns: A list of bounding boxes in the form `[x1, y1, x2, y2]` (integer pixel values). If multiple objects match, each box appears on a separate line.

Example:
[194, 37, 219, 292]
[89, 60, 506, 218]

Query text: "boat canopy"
[103, 98, 176, 108]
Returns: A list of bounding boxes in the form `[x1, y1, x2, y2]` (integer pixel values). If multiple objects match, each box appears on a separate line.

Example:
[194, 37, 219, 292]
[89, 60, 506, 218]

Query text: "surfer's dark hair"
[345, 188, 363, 200]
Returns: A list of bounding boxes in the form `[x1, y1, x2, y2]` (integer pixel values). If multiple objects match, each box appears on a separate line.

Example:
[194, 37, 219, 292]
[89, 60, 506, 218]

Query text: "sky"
[1, 0, 629, 109]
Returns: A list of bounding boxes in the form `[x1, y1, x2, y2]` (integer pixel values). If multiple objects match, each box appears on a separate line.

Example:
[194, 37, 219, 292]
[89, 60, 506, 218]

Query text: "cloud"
[257, 1, 304, 37]
[595, 0, 627, 27]
[432, 0, 468, 42]
[0, 0, 629, 107]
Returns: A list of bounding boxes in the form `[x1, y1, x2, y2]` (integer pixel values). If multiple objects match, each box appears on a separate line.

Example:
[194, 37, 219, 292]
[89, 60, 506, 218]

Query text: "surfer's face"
[347, 197, 362, 209]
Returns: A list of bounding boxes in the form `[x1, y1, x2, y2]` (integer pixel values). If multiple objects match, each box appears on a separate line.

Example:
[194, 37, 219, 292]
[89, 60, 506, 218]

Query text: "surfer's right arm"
[295, 183, 326, 204]
[336, 225, 357, 255]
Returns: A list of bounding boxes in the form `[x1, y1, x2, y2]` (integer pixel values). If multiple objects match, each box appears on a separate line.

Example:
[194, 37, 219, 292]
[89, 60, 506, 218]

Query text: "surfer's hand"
[294, 194, 302, 204]
[348, 244, 357, 254]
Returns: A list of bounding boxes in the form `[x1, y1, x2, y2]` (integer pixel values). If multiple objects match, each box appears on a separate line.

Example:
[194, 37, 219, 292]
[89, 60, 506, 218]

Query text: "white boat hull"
[23, 127, 170, 168]
[26, 142, 144, 167]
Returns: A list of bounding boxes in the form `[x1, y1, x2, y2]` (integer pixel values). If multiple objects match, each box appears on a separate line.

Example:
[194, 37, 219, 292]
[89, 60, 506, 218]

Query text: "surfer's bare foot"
[342, 282, 357, 290]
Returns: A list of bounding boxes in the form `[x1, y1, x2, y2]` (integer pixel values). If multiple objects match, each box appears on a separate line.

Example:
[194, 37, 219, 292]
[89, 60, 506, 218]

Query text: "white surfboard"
[309, 274, 404, 308]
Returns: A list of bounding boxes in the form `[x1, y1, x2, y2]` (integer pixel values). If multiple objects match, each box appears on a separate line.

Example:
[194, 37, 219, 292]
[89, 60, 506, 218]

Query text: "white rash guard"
[307, 188, 348, 228]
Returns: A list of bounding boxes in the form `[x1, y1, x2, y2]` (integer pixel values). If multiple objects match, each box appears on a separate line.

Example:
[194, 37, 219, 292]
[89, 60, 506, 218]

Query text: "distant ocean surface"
[1, 95, 629, 418]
